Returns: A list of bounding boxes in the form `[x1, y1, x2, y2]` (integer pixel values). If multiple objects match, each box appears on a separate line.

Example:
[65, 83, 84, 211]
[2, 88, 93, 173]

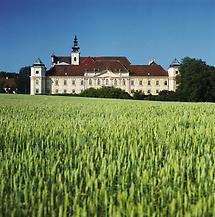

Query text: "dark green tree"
[177, 57, 215, 102]
[79, 87, 132, 99]
[17, 66, 31, 94]
[133, 90, 145, 100]
[0, 80, 5, 93]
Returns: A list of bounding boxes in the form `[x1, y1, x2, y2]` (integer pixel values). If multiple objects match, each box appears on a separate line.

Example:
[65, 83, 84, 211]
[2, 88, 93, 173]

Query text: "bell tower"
[168, 58, 180, 91]
[71, 35, 80, 65]
[30, 58, 46, 95]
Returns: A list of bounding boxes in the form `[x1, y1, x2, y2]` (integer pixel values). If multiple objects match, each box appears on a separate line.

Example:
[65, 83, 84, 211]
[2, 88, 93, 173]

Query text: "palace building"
[30, 36, 180, 95]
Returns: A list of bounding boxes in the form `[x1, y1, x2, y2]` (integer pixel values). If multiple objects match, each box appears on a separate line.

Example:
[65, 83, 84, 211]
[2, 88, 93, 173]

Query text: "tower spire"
[71, 35, 80, 65]
[72, 35, 80, 52]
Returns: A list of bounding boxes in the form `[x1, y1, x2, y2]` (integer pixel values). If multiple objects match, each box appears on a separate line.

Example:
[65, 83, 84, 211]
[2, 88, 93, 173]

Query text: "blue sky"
[0, 0, 215, 72]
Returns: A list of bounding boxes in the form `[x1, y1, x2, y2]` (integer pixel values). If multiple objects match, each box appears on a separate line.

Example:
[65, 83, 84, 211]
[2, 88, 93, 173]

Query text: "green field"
[0, 94, 215, 217]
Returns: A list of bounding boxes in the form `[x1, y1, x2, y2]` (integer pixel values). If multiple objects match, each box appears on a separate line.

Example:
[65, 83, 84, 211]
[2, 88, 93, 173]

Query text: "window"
[148, 80, 151, 85]
[147, 90, 151, 94]
[55, 89, 58, 93]
[72, 89, 75, 94]
[114, 79, 117, 86]
[131, 80, 134, 86]
[97, 79, 101, 85]
[36, 79, 39, 85]
[89, 79, 92, 85]
[81, 80, 84, 85]
[122, 79, 126, 86]
[36, 70, 39, 74]
[64, 89, 67, 94]
[176, 70, 179, 75]
[106, 79, 109, 85]
[72, 80, 75, 85]
[74, 57, 77, 61]
[164, 81, 168, 85]
[156, 80, 159, 86]
[156, 89, 159, 94]
[36, 89, 39, 93]
[55, 80, 58, 86]
[64, 80, 67, 85]
[139, 80, 142, 85]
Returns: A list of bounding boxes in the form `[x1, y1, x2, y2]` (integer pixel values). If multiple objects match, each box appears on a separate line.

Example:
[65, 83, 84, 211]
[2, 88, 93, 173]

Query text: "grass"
[0, 94, 215, 217]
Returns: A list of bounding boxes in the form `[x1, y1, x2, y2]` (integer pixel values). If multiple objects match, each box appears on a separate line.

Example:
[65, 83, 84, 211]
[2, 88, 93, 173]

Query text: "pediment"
[94, 70, 120, 78]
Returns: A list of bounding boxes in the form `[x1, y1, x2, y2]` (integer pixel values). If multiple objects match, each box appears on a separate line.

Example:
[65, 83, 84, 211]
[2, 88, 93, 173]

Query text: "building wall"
[46, 75, 169, 95]
[129, 76, 169, 95]
[46, 76, 84, 94]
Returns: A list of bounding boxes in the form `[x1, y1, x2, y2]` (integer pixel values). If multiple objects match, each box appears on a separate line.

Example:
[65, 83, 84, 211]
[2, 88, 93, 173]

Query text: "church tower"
[168, 58, 180, 91]
[30, 58, 46, 95]
[71, 35, 80, 65]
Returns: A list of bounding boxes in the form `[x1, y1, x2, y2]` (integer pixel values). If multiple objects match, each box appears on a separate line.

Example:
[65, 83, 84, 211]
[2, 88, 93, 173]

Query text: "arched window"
[122, 79, 126, 86]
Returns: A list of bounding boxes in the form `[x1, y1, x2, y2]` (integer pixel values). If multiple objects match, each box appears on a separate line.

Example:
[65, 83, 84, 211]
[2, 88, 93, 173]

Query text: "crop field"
[0, 94, 215, 217]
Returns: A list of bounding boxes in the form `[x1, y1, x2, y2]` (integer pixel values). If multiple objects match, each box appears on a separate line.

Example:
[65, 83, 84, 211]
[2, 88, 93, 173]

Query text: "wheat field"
[0, 94, 214, 217]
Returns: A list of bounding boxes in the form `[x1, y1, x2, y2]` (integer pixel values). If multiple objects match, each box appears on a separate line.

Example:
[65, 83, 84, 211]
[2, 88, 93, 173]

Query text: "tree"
[133, 90, 145, 100]
[177, 57, 215, 102]
[79, 87, 132, 99]
[17, 66, 31, 94]
[0, 80, 5, 93]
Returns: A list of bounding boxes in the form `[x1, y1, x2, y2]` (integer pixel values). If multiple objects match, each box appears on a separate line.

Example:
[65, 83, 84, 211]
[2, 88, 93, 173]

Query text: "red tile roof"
[53, 56, 131, 66]
[128, 64, 168, 76]
[46, 65, 86, 76]
[48, 55, 167, 77]
[93, 56, 131, 66]
[0, 78, 17, 88]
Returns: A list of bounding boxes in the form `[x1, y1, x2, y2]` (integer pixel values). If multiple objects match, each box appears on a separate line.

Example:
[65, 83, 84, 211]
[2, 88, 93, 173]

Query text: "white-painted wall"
[168, 66, 180, 91]
[71, 52, 80, 65]
[30, 65, 46, 95]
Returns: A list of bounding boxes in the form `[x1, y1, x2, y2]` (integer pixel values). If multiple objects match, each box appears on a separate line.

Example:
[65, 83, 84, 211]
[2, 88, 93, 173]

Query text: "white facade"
[31, 72, 170, 95]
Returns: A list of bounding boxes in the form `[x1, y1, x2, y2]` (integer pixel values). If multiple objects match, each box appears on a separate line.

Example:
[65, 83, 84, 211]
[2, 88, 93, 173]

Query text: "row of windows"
[55, 80, 83, 86]
[131, 80, 168, 86]
[53, 79, 168, 86]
